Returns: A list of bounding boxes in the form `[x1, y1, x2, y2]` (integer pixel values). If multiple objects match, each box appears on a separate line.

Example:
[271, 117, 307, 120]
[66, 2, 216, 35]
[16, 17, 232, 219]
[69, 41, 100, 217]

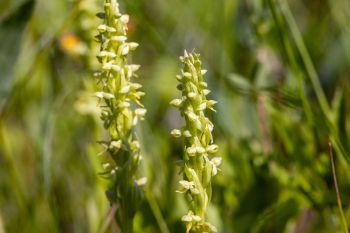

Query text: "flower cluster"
[171, 51, 221, 233]
[94, 0, 146, 232]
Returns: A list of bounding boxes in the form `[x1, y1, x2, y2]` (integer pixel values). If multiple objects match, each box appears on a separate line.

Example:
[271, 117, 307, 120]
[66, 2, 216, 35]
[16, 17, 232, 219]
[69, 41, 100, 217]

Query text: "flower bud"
[95, 91, 115, 99]
[106, 26, 116, 33]
[136, 177, 147, 186]
[179, 180, 195, 190]
[170, 99, 182, 107]
[183, 72, 191, 78]
[135, 108, 147, 117]
[97, 24, 107, 32]
[182, 215, 192, 222]
[120, 14, 129, 23]
[183, 130, 192, 137]
[126, 64, 140, 72]
[203, 89, 211, 95]
[186, 146, 197, 155]
[120, 45, 129, 55]
[186, 111, 198, 121]
[196, 146, 206, 154]
[171, 129, 182, 138]
[198, 102, 207, 111]
[211, 157, 222, 166]
[120, 85, 130, 93]
[128, 42, 139, 50]
[110, 140, 122, 149]
[188, 92, 196, 99]
[130, 83, 142, 89]
[119, 101, 130, 108]
[200, 81, 208, 88]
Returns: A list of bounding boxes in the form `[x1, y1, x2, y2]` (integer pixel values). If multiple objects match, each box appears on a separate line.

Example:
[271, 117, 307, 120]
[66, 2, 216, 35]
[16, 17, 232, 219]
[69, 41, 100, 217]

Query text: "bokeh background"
[1, 0, 350, 232]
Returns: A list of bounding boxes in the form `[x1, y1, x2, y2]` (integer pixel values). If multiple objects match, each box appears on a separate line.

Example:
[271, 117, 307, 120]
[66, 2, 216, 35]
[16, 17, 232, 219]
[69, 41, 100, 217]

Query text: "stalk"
[170, 51, 220, 233]
[94, 0, 146, 232]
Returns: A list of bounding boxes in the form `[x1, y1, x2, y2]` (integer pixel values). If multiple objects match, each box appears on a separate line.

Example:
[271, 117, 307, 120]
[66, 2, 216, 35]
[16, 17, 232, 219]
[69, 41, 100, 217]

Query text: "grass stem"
[328, 142, 349, 233]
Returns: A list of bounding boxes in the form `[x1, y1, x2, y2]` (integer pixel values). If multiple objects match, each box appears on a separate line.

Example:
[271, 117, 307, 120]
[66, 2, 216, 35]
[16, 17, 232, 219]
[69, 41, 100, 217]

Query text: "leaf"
[225, 73, 253, 94]
[0, 0, 35, 110]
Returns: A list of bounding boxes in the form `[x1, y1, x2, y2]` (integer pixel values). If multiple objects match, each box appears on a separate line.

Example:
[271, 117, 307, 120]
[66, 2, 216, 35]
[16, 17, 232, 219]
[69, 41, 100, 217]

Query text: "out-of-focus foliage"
[0, 0, 349, 232]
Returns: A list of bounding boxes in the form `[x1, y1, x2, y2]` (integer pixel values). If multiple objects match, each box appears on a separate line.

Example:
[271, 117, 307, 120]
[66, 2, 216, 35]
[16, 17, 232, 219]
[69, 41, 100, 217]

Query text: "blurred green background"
[0, 0, 350, 232]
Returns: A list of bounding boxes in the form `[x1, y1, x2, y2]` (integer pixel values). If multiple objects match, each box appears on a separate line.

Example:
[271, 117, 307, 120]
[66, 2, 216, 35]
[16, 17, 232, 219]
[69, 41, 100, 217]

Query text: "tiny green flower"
[171, 51, 221, 232]
[170, 98, 183, 107]
[171, 129, 182, 138]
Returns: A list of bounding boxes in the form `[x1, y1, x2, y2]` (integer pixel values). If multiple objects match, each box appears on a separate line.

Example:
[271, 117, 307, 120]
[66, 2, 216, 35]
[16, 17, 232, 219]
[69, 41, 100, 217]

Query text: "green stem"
[120, 220, 133, 233]
[329, 143, 349, 233]
[118, 198, 133, 233]
[145, 191, 171, 233]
